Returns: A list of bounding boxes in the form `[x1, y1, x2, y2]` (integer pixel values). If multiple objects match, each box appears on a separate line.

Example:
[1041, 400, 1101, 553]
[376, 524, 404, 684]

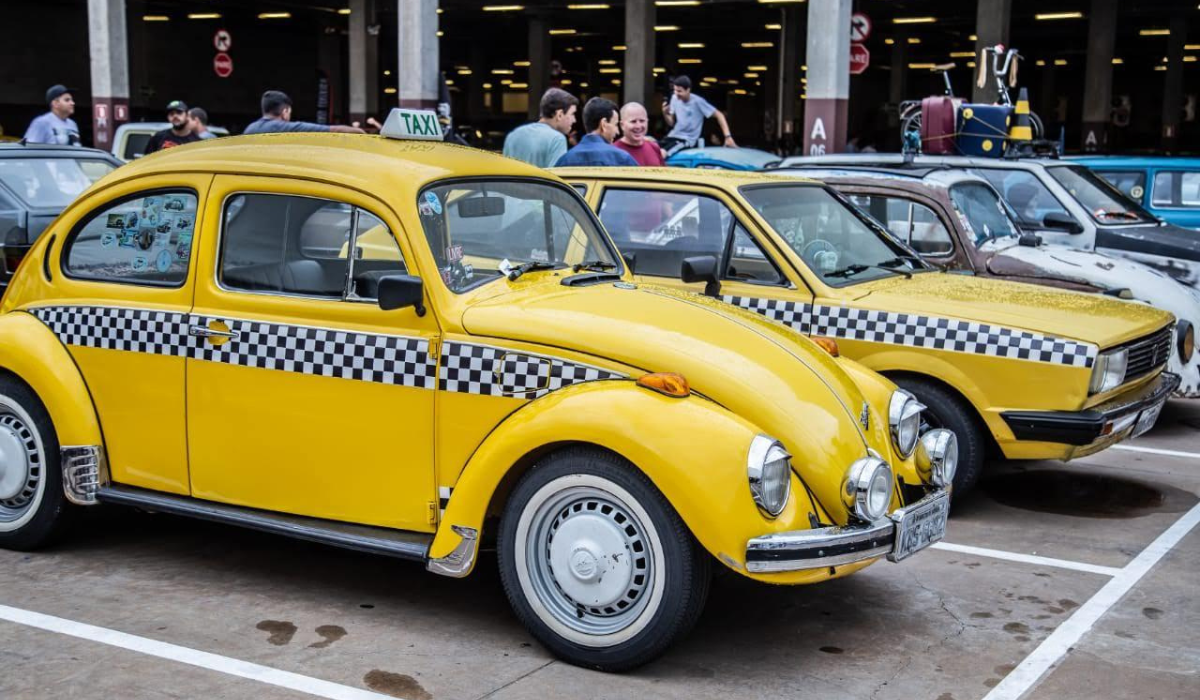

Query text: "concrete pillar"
[888, 31, 908, 128]
[1081, 0, 1116, 152]
[623, 0, 656, 110]
[87, 0, 129, 148]
[1162, 16, 1187, 152]
[803, 0, 851, 155]
[778, 7, 802, 143]
[349, 0, 380, 123]
[528, 15, 551, 120]
[972, 0, 1011, 104]
[397, 0, 439, 109]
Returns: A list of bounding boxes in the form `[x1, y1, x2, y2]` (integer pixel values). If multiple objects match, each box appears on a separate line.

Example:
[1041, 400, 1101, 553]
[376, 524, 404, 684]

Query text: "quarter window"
[64, 191, 196, 286]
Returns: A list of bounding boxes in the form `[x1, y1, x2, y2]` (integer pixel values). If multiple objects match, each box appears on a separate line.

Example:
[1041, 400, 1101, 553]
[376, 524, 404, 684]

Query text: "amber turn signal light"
[810, 336, 840, 357]
[636, 372, 690, 398]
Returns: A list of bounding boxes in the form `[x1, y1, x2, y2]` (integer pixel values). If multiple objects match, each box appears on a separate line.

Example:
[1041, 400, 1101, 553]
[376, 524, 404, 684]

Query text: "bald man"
[613, 102, 665, 167]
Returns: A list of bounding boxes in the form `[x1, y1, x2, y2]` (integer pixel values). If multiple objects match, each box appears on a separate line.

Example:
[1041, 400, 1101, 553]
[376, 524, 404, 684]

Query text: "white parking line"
[931, 542, 1122, 577]
[1113, 444, 1200, 460]
[982, 502, 1200, 700]
[0, 604, 401, 700]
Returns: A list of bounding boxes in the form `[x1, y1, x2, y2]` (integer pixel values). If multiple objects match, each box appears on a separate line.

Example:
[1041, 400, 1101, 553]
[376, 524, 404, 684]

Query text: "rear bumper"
[1000, 372, 1179, 447]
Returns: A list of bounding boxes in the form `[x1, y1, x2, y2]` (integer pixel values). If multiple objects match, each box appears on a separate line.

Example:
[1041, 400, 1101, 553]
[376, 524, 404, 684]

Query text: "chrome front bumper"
[744, 488, 950, 573]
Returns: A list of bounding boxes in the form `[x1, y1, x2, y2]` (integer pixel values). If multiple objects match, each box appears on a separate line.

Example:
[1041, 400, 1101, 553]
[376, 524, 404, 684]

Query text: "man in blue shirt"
[661, 76, 736, 156]
[24, 85, 81, 146]
[243, 91, 364, 135]
[555, 98, 638, 168]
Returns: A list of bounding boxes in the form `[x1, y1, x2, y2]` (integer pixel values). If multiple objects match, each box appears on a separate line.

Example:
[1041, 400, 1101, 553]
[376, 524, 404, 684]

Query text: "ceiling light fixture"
[894, 17, 936, 25]
[1035, 12, 1083, 20]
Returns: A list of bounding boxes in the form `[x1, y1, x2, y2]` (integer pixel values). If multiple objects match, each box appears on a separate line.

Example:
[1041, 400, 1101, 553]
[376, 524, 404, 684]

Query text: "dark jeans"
[661, 136, 701, 156]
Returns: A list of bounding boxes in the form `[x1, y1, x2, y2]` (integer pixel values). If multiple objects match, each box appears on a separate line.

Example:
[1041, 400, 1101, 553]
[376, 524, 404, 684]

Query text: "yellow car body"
[561, 167, 1178, 482]
[0, 129, 952, 670]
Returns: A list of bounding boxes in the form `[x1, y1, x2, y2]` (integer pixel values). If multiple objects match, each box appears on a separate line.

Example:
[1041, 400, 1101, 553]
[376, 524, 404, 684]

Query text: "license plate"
[887, 492, 950, 563]
[1132, 399, 1165, 438]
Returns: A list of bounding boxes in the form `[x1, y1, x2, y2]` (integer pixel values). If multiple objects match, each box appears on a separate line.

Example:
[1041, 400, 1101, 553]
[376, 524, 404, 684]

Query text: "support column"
[778, 8, 802, 143]
[623, 0, 656, 109]
[888, 31, 909, 127]
[803, 0, 850, 155]
[1081, 0, 1116, 152]
[397, 0, 439, 110]
[972, 0, 1011, 104]
[528, 15, 551, 120]
[87, 0, 129, 148]
[1162, 16, 1187, 152]
[349, 0, 380, 123]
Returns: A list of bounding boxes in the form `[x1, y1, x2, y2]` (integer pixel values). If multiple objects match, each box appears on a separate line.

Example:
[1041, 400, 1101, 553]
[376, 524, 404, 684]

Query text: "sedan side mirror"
[1042, 212, 1084, 234]
[681, 255, 721, 298]
[377, 274, 426, 315]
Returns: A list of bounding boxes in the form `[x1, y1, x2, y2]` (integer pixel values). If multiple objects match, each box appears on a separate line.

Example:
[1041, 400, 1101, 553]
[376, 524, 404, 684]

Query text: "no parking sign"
[213, 28, 233, 52]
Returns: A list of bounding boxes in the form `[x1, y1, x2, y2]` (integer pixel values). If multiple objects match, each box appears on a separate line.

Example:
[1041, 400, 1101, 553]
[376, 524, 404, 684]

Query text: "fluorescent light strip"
[742, 42, 774, 48]
[187, 13, 221, 19]
[894, 17, 936, 25]
[142, 15, 169, 21]
[1036, 12, 1083, 20]
[482, 5, 524, 11]
[567, 4, 611, 9]
[258, 12, 291, 19]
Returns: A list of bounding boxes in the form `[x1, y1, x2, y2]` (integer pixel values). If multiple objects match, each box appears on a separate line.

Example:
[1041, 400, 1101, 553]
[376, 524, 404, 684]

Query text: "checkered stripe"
[30, 306, 191, 357]
[723, 296, 1097, 368]
[439, 341, 624, 397]
[439, 486, 453, 519]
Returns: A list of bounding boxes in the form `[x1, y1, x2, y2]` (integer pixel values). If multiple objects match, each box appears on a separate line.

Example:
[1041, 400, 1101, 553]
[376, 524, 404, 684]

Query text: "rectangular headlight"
[1089, 348, 1128, 395]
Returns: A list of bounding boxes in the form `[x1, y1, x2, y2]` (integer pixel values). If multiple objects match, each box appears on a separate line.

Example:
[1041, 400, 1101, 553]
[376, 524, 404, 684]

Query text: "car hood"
[854, 271, 1173, 348]
[1096, 222, 1200, 262]
[461, 278, 894, 525]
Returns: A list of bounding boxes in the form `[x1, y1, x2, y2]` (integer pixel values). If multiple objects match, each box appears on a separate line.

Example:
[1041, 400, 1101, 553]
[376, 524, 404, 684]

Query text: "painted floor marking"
[931, 542, 1122, 577]
[981, 502, 1200, 700]
[0, 604, 400, 700]
[1113, 444, 1200, 460]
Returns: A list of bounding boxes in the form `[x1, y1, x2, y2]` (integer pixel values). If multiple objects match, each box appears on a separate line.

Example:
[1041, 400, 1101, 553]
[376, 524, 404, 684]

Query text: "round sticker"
[982, 139, 994, 152]
[424, 192, 443, 215]
[156, 250, 173, 273]
[1130, 185, 1144, 200]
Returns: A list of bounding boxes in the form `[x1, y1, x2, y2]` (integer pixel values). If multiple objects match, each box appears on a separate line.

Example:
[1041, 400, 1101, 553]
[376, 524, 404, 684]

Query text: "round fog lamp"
[842, 456, 894, 522]
[915, 429, 958, 488]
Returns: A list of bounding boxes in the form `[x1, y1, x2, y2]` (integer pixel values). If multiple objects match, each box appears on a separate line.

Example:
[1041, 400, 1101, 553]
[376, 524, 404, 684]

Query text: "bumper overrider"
[1000, 372, 1180, 448]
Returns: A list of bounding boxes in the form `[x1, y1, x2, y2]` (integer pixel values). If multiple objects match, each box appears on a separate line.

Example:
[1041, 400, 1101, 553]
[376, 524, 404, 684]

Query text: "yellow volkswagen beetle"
[560, 167, 1179, 494]
[0, 114, 954, 671]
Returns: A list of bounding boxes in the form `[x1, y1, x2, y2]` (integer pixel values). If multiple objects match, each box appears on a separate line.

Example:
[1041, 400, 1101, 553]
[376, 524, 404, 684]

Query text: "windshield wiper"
[500, 259, 560, 281]
[572, 260, 618, 273]
[825, 262, 912, 280]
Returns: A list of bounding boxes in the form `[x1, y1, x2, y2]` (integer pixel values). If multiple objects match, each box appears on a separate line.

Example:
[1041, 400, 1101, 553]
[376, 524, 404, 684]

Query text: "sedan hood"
[1096, 222, 1200, 262]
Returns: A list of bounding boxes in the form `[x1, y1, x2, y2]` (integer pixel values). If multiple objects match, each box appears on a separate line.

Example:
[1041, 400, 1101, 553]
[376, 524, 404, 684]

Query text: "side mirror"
[1041, 212, 1084, 234]
[377, 274, 426, 315]
[621, 251, 637, 274]
[681, 255, 721, 298]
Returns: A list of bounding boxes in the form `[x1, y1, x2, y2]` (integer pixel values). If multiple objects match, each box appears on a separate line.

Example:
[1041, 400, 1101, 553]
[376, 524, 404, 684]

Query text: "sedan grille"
[1122, 325, 1173, 384]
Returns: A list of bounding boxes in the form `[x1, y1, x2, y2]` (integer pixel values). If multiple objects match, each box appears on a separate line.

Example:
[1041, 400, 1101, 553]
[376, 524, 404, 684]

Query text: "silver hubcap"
[0, 411, 41, 522]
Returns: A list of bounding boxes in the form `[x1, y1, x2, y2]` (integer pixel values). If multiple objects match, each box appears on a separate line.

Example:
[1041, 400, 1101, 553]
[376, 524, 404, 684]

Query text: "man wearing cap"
[24, 85, 81, 146]
[144, 101, 201, 154]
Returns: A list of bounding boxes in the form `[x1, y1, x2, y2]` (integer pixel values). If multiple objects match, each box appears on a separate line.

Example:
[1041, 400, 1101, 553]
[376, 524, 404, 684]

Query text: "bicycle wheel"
[1029, 111, 1044, 140]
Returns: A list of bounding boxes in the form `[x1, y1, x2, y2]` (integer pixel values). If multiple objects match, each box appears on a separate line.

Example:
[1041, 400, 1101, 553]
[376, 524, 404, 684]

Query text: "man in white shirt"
[24, 85, 81, 146]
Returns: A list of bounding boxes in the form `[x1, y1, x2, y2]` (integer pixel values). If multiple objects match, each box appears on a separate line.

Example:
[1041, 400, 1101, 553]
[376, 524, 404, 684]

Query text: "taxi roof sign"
[380, 108, 443, 141]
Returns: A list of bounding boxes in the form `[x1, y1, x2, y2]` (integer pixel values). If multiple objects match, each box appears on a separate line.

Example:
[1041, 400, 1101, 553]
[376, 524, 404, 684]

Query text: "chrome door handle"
[188, 324, 239, 339]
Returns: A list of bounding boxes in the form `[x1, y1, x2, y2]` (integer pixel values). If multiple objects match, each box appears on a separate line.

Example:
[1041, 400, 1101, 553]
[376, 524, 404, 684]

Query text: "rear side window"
[64, 191, 197, 286]
[1152, 171, 1200, 208]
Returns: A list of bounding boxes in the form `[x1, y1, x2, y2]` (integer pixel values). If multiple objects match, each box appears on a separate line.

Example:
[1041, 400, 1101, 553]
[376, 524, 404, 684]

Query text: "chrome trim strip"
[426, 525, 479, 578]
[61, 445, 107, 506]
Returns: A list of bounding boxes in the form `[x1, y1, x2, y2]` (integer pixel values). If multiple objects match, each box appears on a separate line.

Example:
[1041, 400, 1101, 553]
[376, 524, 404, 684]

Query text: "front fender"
[836, 357, 922, 486]
[430, 381, 818, 572]
[0, 312, 103, 447]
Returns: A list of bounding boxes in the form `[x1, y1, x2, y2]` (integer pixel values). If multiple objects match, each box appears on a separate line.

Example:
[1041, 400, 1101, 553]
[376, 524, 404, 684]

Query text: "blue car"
[666, 146, 780, 171]
[1069, 156, 1200, 230]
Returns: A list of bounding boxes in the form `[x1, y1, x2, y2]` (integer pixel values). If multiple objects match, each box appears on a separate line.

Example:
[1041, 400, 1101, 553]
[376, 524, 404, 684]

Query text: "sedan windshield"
[949, 182, 1020, 246]
[740, 184, 927, 286]
[0, 157, 115, 208]
[1047, 165, 1156, 225]
[418, 179, 619, 293]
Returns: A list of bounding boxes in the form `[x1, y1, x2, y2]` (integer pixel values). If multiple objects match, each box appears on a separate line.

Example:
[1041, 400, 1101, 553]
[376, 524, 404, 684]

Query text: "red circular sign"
[850, 43, 870, 75]
[213, 52, 234, 78]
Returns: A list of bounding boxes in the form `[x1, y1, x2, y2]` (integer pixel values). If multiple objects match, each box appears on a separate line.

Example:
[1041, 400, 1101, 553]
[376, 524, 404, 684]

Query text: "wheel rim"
[0, 399, 44, 527]
[515, 476, 665, 647]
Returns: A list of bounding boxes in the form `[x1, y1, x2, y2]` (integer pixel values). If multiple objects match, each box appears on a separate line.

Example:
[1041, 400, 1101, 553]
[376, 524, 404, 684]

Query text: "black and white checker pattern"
[30, 306, 192, 357]
[439, 341, 624, 398]
[438, 486, 452, 519]
[722, 296, 1097, 368]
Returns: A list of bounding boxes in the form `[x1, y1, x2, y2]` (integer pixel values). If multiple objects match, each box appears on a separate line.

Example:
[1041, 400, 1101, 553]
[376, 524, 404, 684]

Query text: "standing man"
[144, 101, 201, 154]
[24, 85, 80, 146]
[188, 107, 217, 139]
[661, 76, 736, 155]
[554, 98, 638, 167]
[613, 102, 665, 166]
[243, 91, 365, 135]
[503, 88, 578, 168]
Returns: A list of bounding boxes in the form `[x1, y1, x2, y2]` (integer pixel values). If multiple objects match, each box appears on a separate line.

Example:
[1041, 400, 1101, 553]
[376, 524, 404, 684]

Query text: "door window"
[64, 191, 196, 286]
[1096, 171, 1147, 203]
[726, 224, 785, 284]
[973, 169, 1072, 230]
[598, 188, 735, 279]
[847, 194, 953, 255]
[948, 183, 1020, 246]
[1152, 171, 1200, 208]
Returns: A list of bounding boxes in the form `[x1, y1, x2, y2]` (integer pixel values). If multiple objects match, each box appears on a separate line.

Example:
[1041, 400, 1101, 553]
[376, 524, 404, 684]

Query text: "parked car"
[1068, 156, 1200, 230]
[560, 166, 1179, 497]
[778, 165, 1200, 398]
[666, 146, 781, 170]
[0, 143, 121, 292]
[111, 122, 230, 162]
[0, 111, 956, 671]
[782, 154, 1200, 288]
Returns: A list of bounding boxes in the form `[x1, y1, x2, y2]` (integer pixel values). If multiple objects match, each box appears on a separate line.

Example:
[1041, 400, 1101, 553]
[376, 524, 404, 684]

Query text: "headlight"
[1089, 347, 1128, 394]
[1178, 321, 1195, 361]
[842, 456, 894, 522]
[888, 390, 925, 459]
[747, 435, 792, 518]
[915, 429, 958, 488]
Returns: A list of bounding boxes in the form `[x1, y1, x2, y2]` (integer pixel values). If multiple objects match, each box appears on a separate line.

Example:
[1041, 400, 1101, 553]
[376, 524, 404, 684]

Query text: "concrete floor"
[2, 401, 1198, 700]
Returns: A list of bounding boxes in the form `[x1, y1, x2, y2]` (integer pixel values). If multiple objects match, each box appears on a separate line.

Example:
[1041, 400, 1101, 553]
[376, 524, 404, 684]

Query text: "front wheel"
[893, 376, 987, 496]
[498, 448, 710, 672]
[0, 375, 73, 551]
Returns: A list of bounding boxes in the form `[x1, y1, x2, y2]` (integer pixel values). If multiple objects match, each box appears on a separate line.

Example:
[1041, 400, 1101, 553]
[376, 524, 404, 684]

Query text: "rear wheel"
[0, 376, 73, 551]
[498, 447, 710, 672]
[893, 377, 986, 496]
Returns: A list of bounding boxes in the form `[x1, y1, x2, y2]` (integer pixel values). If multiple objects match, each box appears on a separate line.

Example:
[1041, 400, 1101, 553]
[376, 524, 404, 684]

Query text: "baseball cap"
[46, 85, 74, 104]
[166, 100, 189, 113]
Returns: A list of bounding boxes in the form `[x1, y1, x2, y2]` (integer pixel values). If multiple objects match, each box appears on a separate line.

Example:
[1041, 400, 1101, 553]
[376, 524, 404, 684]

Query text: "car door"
[38, 174, 211, 494]
[186, 175, 438, 531]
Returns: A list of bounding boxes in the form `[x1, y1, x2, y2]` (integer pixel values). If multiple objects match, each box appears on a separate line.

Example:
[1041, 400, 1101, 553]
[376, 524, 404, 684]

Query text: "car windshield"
[417, 179, 619, 293]
[949, 182, 1020, 246]
[740, 184, 927, 286]
[1047, 165, 1156, 225]
[0, 157, 115, 208]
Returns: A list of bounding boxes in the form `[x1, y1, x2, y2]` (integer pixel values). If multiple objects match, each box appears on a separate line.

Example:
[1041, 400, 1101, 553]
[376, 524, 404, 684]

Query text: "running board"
[96, 485, 431, 562]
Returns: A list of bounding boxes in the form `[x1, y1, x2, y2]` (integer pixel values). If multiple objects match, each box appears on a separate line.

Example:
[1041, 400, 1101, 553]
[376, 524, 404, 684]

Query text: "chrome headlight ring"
[747, 435, 792, 518]
[841, 456, 894, 523]
[888, 390, 926, 459]
[915, 429, 958, 488]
